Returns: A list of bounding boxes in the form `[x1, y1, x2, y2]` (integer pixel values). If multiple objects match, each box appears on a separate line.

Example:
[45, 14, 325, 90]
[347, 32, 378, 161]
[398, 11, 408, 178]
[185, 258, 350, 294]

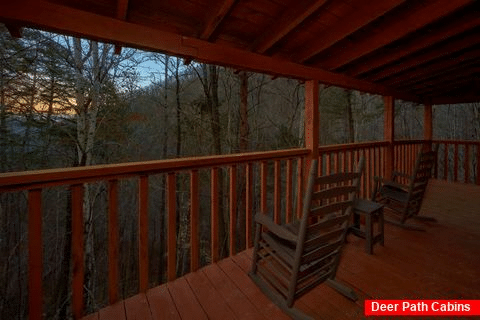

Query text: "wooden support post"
[384, 96, 395, 178]
[424, 103, 433, 151]
[305, 80, 319, 171]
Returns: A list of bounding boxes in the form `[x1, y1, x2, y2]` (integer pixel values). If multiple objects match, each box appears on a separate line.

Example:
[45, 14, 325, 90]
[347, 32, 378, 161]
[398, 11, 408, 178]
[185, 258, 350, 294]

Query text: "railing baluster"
[190, 170, 199, 271]
[477, 144, 480, 185]
[333, 152, 339, 174]
[260, 161, 267, 214]
[138, 175, 149, 292]
[210, 168, 219, 262]
[108, 180, 119, 304]
[286, 159, 293, 224]
[326, 153, 331, 175]
[359, 149, 365, 198]
[349, 149, 354, 173]
[444, 144, 449, 180]
[382, 146, 386, 177]
[370, 147, 375, 197]
[454, 143, 459, 182]
[296, 158, 303, 219]
[274, 160, 281, 224]
[229, 166, 236, 256]
[364, 148, 370, 198]
[28, 189, 43, 320]
[318, 152, 323, 176]
[71, 184, 84, 320]
[246, 163, 253, 248]
[465, 144, 470, 183]
[167, 173, 176, 281]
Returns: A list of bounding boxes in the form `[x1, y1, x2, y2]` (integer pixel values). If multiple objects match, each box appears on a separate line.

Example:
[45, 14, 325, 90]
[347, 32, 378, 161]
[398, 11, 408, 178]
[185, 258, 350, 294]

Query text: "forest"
[1, 26, 479, 319]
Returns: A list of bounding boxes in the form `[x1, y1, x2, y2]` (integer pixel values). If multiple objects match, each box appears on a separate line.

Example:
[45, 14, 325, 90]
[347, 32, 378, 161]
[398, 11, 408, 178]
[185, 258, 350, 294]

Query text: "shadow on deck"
[82, 180, 480, 320]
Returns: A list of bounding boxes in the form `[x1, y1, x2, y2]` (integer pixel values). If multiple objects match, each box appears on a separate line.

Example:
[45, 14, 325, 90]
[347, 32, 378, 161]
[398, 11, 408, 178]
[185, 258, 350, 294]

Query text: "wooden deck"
[82, 179, 480, 320]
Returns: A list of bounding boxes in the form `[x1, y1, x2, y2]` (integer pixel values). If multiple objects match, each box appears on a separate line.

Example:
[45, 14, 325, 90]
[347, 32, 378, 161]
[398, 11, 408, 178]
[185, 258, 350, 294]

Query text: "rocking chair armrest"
[254, 213, 298, 243]
[371, 176, 408, 200]
[383, 180, 409, 192]
[392, 171, 412, 180]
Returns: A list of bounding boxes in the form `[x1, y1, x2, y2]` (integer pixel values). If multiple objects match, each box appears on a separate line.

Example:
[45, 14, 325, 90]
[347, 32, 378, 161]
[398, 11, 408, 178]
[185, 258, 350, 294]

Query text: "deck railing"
[0, 148, 309, 320]
[433, 140, 480, 185]
[0, 140, 479, 319]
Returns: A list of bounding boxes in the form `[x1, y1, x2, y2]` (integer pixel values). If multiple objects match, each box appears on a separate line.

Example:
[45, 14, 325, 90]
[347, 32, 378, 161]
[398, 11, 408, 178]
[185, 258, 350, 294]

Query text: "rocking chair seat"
[380, 185, 409, 203]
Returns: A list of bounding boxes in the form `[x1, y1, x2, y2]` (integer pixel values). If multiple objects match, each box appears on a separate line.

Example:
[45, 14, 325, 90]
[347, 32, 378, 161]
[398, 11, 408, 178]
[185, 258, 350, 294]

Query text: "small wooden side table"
[350, 199, 384, 254]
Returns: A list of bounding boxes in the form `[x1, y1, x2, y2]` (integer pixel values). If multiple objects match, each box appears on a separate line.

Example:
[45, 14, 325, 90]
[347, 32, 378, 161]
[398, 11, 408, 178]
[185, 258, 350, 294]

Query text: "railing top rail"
[0, 148, 309, 192]
[318, 141, 389, 152]
[432, 139, 480, 145]
[393, 139, 427, 145]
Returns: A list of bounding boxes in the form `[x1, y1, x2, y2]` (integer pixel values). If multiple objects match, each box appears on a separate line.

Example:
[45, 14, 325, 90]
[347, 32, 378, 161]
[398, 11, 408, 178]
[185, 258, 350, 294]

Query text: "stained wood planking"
[98, 301, 127, 320]
[124, 293, 153, 320]
[217, 258, 291, 320]
[147, 285, 181, 320]
[167, 277, 208, 320]
[203, 263, 265, 320]
[81, 312, 99, 320]
[184, 270, 236, 320]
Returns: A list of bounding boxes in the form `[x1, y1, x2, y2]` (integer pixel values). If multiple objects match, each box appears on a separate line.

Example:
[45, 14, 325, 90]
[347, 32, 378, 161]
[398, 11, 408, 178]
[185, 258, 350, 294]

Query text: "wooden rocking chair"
[372, 146, 438, 231]
[249, 158, 364, 319]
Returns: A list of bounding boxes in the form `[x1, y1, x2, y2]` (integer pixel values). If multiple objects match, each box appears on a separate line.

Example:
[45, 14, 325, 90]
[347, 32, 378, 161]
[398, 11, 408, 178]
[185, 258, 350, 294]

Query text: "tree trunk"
[205, 65, 228, 257]
[175, 59, 182, 157]
[237, 71, 249, 249]
[345, 90, 355, 143]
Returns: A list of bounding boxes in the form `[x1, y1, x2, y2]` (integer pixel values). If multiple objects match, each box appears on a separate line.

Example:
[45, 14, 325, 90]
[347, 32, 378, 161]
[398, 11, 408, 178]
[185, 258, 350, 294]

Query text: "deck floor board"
[81, 180, 480, 319]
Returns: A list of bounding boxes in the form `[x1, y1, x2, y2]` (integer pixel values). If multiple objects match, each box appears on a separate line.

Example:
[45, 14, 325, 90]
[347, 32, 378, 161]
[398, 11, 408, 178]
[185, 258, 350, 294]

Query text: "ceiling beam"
[431, 94, 480, 105]
[0, 0, 420, 102]
[366, 32, 480, 82]
[5, 23, 22, 38]
[428, 79, 480, 103]
[406, 67, 480, 94]
[200, 0, 238, 41]
[296, 0, 405, 63]
[250, 0, 328, 54]
[417, 77, 474, 96]
[116, 0, 129, 20]
[114, 0, 129, 55]
[396, 59, 479, 90]
[381, 48, 480, 87]
[345, 11, 480, 77]
[317, 0, 473, 70]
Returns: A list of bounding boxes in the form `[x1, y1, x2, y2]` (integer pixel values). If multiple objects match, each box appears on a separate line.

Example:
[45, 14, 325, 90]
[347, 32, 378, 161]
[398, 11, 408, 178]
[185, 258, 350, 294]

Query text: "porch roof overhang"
[1, 0, 478, 105]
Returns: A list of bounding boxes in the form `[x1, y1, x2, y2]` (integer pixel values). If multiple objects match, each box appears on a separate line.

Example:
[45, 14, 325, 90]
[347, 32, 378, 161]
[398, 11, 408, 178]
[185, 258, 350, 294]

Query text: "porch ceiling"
[1, 0, 478, 104]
